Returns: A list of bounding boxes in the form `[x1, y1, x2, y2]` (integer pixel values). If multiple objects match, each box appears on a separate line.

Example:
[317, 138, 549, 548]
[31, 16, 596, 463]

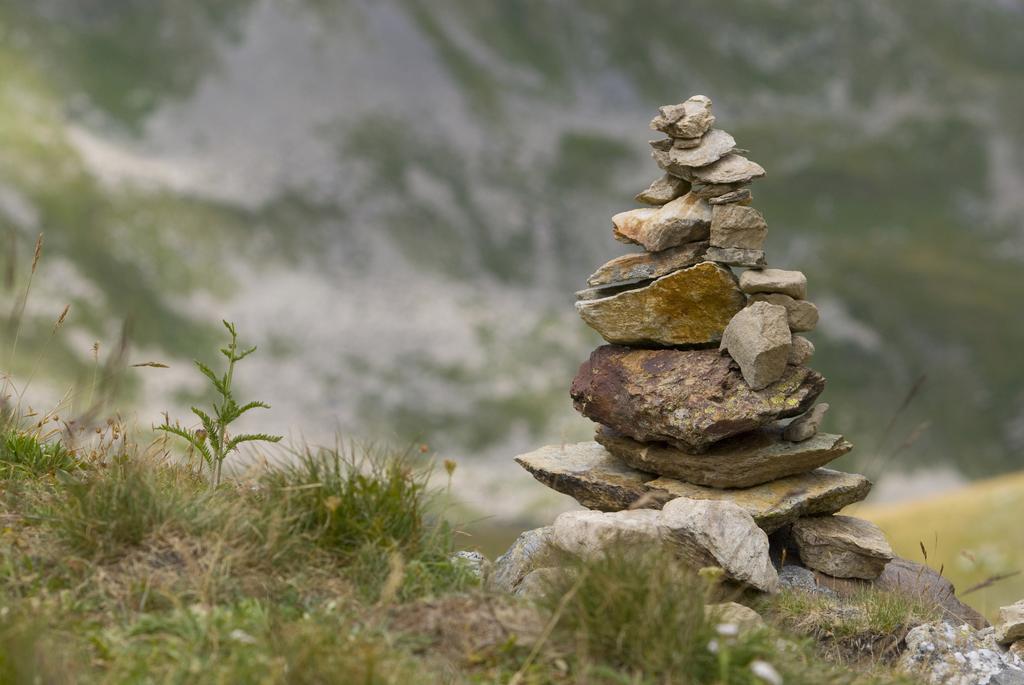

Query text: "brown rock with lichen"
[575, 262, 745, 347]
[570, 345, 825, 452]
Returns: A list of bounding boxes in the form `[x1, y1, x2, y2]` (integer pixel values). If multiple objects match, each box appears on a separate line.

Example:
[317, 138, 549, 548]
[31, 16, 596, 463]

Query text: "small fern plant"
[158, 321, 281, 487]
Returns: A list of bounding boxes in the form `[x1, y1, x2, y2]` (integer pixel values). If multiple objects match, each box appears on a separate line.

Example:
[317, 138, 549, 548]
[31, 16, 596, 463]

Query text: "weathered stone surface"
[648, 469, 872, 534]
[514, 442, 667, 511]
[575, 279, 651, 302]
[571, 346, 825, 452]
[684, 154, 766, 185]
[649, 138, 674, 152]
[998, 602, 1024, 645]
[660, 497, 779, 593]
[575, 262, 745, 347]
[613, 194, 711, 252]
[740, 268, 808, 299]
[1012, 641, 1024, 661]
[749, 293, 819, 332]
[706, 246, 766, 268]
[791, 515, 893, 580]
[586, 241, 708, 287]
[709, 189, 752, 205]
[815, 557, 989, 630]
[691, 181, 745, 199]
[635, 174, 691, 206]
[650, 95, 715, 139]
[720, 301, 791, 390]
[550, 509, 663, 560]
[788, 336, 815, 366]
[663, 129, 736, 170]
[595, 423, 852, 488]
[899, 622, 1024, 685]
[778, 564, 835, 596]
[451, 550, 490, 581]
[710, 204, 768, 251]
[489, 527, 558, 594]
[783, 403, 829, 442]
[515, 567, 568, 598]
[706, 602, 765, 634]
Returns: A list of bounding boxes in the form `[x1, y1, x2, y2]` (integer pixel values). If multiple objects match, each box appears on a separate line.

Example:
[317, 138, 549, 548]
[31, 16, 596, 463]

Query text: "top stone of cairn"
[650, 95, 715, 140]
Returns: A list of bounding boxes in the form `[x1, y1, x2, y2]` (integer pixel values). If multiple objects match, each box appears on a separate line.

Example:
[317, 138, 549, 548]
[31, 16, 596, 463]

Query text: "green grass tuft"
[0, 430, 77, 479]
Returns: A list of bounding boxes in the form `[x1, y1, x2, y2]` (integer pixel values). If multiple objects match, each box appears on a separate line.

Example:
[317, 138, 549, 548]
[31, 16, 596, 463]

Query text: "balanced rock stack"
[510, 95, 906, 597]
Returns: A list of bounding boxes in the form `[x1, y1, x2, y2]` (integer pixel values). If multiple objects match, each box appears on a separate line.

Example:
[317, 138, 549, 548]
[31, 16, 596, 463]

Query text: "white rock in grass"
[550, 509, 662, 560]
[660, 497, 780, 593]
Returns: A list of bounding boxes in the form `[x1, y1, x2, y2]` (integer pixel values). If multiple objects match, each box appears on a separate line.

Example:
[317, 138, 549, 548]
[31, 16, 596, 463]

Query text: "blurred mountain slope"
[0, 0, 1022, 476]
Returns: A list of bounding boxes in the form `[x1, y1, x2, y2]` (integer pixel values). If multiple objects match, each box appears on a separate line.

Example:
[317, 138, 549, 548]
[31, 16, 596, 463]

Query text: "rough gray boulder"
[899, 622, 1024, 685]
[791, 515, 893, 580]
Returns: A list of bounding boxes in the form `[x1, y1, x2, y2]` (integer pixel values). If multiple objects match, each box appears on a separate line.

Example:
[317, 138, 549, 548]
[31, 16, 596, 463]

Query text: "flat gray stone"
[660, 497, 779, 593]
[514, 442, 667, 511]
[899, 622, 1024, 685]
[596, 424, 852, 488]
[664, 129, 736, 169]
[783, 403, 829, 442]
[792, 515, 894, 580]
[586, 241, 708, 287]
[720, 301, 791, 390]
[514, 444, 870, 535]
[748, 293, 819, 332]
[691, 181, 746, 199]
[635, 174, 691, 206]
[707, 246, 766, 268]
[684, 154, 765, 185]
[647, 468, 873, 534]
[710, 204, 768, 251]
[740, 268, 808, 299]
[709, 189, 752, 205]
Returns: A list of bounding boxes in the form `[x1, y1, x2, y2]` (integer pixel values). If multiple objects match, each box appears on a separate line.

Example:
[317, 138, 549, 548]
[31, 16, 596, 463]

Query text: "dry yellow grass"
[852, 471, 1024, 621]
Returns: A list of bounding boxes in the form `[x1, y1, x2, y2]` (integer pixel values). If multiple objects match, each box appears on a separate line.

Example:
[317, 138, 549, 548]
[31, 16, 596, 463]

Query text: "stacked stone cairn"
[500, 96, 981, 625]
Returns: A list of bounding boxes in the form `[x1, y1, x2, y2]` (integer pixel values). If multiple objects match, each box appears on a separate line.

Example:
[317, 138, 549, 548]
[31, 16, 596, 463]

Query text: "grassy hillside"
[0, 416, 926, 684]
[854, 472, 1024, 622]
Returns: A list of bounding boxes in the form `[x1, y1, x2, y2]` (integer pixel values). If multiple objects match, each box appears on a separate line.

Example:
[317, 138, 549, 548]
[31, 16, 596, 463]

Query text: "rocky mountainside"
[1, 0, 1023, 477]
